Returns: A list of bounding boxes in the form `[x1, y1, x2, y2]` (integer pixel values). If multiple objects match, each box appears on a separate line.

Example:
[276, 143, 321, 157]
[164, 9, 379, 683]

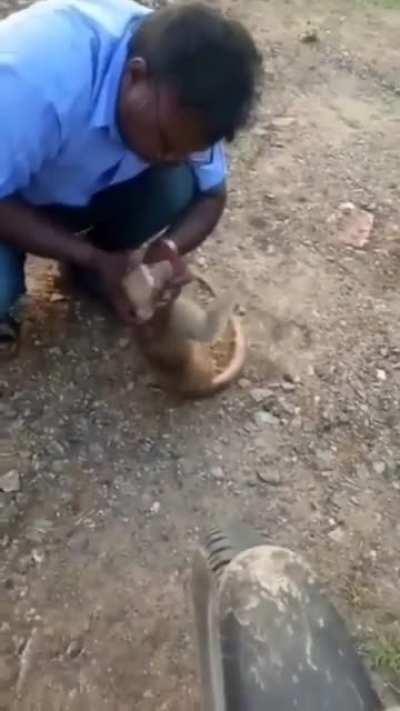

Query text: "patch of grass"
[366, 637, 400, 676]
[357, 0, 400, 7]
[343, 578, 371, 611]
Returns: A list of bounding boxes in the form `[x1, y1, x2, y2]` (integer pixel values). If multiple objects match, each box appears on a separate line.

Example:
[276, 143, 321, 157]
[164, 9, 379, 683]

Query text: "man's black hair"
[131, 3, 263, 144]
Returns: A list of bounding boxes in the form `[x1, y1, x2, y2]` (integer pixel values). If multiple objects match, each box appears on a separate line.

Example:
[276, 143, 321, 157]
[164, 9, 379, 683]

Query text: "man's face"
[118, 58, 209, 163]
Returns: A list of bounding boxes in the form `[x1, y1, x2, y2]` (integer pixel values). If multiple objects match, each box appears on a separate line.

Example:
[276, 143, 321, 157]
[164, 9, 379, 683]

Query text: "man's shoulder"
[0, 0, 151, 46]
[0, 0, 151, 113]
[37, 0, 152, 35]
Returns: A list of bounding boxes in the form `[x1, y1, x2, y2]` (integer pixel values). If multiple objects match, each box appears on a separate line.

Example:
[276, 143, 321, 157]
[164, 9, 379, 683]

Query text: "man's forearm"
[0, 198, 96, 268]
[166, 187, 226, 255]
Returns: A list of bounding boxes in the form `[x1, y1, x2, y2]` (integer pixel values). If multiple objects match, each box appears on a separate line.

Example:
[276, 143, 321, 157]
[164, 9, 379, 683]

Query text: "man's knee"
[145, 163, 196, 227]
[154, 164, 196, 214]
[0, 244, 25, 320]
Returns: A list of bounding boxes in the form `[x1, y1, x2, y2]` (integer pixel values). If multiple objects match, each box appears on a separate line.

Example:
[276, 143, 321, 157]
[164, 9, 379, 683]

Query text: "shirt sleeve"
[0, 64, 61, 199]
[189, 142, 228, 194]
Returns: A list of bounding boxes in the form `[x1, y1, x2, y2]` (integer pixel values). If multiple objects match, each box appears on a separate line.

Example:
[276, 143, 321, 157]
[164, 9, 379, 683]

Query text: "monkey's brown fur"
[134, 293, 234, 395]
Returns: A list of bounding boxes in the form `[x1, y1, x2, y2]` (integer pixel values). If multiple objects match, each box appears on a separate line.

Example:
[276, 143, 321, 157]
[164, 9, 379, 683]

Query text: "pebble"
[271, 116, 296, 129]
[118, 337, 130, 349]
[32, 549, 45, 565]
[328, 526, 345, 543]
[67, 639, 83, 659]
[376, 369, 387, 382]
[372, 461, 386, 476]
[315, 449, 335, 468]
[254, 411, 278, 427]
[300, 27, 319, 43]
[250, 388, 273, 403]
[257, 469, 282, 486]
[239, 378, 251, 389]
[47, 441, 65, 457]
[88, 443, 104, 462]
[150, 501, 160, 514]
[210, 466, 225, 481]
[0, 470, 20, 493]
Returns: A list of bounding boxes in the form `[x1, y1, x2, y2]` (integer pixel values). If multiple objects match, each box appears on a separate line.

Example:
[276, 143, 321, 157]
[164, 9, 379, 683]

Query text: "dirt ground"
[2, 0, 400, 708]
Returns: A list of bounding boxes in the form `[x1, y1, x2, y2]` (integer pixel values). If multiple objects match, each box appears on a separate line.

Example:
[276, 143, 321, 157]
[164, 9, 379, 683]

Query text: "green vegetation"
[366, 636, 400, 677]
[360, 0, 400, 7]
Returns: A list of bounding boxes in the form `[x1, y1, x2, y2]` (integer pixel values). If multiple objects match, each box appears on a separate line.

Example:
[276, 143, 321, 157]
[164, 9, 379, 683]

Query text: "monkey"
[123, 264, 235, 396]
[140, 293, 235, 395]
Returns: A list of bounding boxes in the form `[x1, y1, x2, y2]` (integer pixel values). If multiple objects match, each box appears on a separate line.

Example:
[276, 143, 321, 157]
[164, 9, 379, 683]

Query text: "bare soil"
[2, 0, 400, 708]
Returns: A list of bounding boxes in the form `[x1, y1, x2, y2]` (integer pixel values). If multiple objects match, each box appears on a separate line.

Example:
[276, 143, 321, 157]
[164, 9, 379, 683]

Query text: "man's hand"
[144, 238, 192, 294]
[91, 248, 142, 325]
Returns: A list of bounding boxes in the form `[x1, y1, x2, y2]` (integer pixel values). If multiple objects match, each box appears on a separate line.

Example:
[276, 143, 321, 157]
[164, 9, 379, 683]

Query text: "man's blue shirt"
[0, 0, 227, 206]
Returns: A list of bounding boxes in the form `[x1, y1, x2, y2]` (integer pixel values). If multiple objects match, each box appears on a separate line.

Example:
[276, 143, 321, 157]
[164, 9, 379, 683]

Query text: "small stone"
[250, 388, 273, 403]
[150, 501, 160, 514]
[315, 449, 335, 468]
[271, 116, 296, 129]
[210, 466, 225, 481]
[32, 549, 45, 565]
[0, 470, 20, 493]
[47, 440, 65, 457]
[372, 461, 386, 476]
[179, 459, 197, 477]
[332, 203, 374, 248]
[254, 411, 278, 427]
[257, 470, 282, 486]
[67, 639, 83, 659]
[238, 378, 251, 389]
[118, 337, 130, 349]
[88, 443, 104, 462]
[376, 369, 387, 382]
[320, 470, 331, 479]
[328, 526, 345, 543]
[300, 27, 319, 43]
